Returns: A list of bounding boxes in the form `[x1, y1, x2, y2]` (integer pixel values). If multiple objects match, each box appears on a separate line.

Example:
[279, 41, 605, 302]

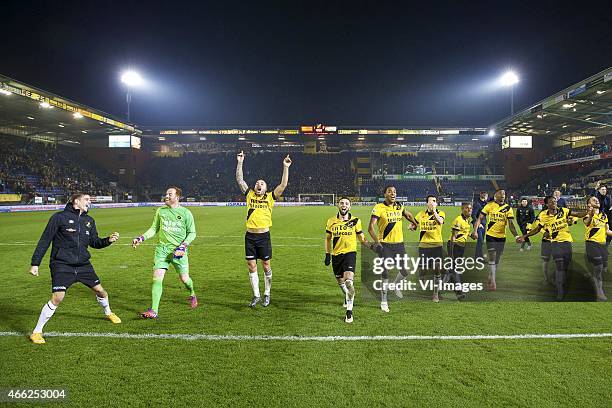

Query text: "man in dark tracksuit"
[28, 193, 121, 344]
[516, 198, 536, 251]
[471, 191, 489, 259]
[595, 183, 612, 247]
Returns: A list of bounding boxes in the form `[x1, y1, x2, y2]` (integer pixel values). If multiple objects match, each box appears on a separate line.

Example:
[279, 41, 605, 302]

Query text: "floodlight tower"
[499, 71, 519, 116]
[121, 70, 143, 123]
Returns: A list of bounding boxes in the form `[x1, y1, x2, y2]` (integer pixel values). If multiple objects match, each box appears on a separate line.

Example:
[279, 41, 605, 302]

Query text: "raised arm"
[236, 151, 248, 194]
[273, 155, 292, 198]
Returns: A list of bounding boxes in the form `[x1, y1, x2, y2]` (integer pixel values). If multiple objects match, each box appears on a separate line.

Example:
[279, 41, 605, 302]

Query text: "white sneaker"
[345, 310, 353, 323]
[380, 301, 390, 313]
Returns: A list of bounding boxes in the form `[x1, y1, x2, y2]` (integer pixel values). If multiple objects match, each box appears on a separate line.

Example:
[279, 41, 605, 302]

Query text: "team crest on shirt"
[345, 218, 359, 228]
[69, 220, 74, 224]
[177, 216, 182, 220]
[86, 221, 91, 228]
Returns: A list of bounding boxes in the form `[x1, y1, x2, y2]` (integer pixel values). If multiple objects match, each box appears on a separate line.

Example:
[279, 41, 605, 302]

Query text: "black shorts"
[586, 241, 608, 266]
[418, 246, 444, 271]
[332, 252, 357, 278]
[381, 242, 406, 258]
[485, 235, 506, 264]
[51, 264, 101, 293]
[245, 231, 272, 261]
[447, 242, 466, 259]
[541, 240, 552, 261]
[552, 242, 572, 264]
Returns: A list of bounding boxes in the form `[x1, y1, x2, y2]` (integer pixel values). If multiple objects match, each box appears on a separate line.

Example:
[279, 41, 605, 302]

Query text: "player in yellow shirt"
[325, 197, 373, 323]
[473, 189, 520, 291]
[583, 196, 612, 301]
[404, 195, 445, 302]
[236, 151, 291, 308]
[445, 202, 474, 300]
[520, 195, 587, 301]
[368, 185, 417, 312]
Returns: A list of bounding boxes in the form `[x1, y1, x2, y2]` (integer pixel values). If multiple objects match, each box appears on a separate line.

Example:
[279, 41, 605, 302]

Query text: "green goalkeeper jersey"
[142, 205, 197, 247]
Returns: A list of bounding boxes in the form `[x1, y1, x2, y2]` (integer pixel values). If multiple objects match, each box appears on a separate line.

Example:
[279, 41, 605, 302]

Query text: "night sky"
[2, 0, 610, 127]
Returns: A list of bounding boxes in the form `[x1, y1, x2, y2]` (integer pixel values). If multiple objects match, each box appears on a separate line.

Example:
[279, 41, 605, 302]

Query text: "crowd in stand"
[372, 153, 499, 176]
[145, 151, 357, 200]
[543, 141, 610, 163]
[0, 137, 117, 200]
[2, 135, 610, 204]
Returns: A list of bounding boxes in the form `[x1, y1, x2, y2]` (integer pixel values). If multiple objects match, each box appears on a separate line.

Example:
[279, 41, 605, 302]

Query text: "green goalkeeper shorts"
[153, 245, 189, 274]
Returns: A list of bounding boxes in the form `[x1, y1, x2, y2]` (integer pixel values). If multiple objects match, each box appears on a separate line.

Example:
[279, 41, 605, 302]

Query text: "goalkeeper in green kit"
[132, 186, 198, 318]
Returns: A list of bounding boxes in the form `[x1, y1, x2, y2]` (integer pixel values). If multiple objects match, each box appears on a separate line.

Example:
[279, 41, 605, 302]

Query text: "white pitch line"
[1, 331, 611, 342]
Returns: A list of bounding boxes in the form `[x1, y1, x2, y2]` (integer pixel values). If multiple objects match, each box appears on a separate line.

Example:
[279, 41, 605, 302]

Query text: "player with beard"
[236, 151, 291, 308]
[325, 197, 373, 323]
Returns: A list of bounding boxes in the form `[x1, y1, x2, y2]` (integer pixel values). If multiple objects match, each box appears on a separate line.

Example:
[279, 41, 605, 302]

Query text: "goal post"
[298, 193, 336, 205]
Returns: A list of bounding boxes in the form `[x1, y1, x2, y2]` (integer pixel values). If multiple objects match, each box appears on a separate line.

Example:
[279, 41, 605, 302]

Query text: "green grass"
[1, 206, 611, 407]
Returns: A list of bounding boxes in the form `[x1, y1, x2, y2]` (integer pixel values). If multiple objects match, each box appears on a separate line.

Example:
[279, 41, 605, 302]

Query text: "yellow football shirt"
[535, 207, 573, 242]
[415, 210, 445, 248]
[482, 201, 514, 239]
[584, 212, 608, 243]
[325, 213, 363, 255]
[371, 202, 405, 243]
[245, 189, 276, 229]
[451, 214, 472, 245]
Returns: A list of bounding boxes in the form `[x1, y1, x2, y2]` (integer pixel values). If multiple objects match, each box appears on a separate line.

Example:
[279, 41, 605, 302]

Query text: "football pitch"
[1, 205, 610, 407]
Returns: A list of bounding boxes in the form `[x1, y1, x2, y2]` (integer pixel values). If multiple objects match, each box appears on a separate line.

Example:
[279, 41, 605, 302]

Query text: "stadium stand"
[144, 151, 357, 200]
[0, 136, 118, 200]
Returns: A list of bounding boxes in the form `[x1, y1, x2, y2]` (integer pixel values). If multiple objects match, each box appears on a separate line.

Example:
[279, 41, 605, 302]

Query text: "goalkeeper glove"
[324, 253, 331, 266]
[174, 244, 187, 259]
[132, 235, 144, 249]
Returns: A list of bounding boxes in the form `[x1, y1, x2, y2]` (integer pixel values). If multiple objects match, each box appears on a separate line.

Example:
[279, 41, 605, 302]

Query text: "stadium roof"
[143, 125, 490, 146]
[0, 74, 140, 145]
[490, 67, 612, 141]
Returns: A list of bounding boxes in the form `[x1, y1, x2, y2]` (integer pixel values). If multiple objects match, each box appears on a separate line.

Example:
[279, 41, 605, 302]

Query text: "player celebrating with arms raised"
[132, 186, 197, 318]
[369, 185, 417, 312]
[473, 189, 520, 291]
[325, 197, 372, 323]
[29, 193, 120, 344]
[236, 151, 291, 308]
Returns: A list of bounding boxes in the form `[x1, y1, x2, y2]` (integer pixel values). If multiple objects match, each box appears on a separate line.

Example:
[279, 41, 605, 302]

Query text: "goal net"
[298, 193, 336, 205]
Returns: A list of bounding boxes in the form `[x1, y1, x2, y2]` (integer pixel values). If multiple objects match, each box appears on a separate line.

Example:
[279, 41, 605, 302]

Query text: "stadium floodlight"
[120, 70, 144, 123]
[488, 129, 495, 137]
[499, 71, 519, 87]
[499, 71, 519, 115]
[73, 112, 83, 119]
[40, 101, 52, 108]
[121, 71, 143, 87]
[0, 89, 11, 95]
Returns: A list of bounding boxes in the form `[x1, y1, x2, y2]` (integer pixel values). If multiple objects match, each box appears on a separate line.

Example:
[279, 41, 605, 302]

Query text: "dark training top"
[31, 203, 112, 267]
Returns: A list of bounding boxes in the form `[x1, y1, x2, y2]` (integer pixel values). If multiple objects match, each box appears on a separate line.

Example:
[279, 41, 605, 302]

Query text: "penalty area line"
[1, 331, 611, 341]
